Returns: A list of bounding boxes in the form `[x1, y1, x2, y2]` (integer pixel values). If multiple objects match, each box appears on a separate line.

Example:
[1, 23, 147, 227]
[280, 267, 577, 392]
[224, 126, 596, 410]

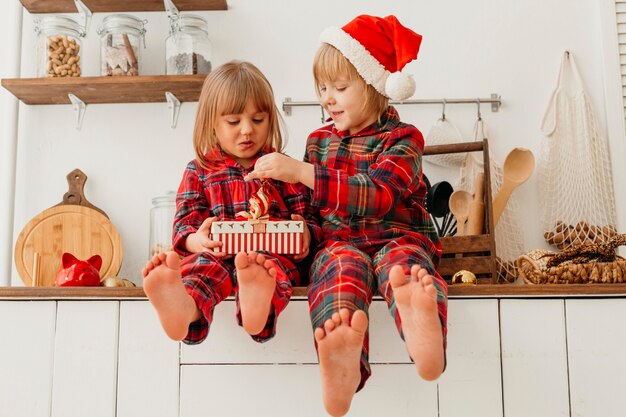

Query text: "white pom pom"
[385, 72, 416, 101]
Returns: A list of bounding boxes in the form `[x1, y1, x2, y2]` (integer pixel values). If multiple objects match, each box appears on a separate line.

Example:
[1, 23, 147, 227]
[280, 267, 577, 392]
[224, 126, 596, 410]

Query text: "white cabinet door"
[566, 299, 626, 417]
[0, 301, 56, 417]
[51, 301, 119, 417]
[181, 298, 412, 365]
[369, 300, 413, 363]
[349, 365, 438, 416]
[117, 301, 180, 417]
[438, 299, 502, 417]
[180, 364, 437, 417]
[181, 299, 318, 364]
[500, 299, 569, 417]
[180, 364, 325, 417]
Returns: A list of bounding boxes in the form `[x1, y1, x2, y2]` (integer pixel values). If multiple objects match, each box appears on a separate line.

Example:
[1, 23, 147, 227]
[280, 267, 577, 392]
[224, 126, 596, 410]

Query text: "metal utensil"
[428, 181, 453, 236]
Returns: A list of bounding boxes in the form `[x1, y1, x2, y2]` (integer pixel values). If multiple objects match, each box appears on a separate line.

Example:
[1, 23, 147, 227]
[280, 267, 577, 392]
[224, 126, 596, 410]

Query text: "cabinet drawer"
[181, 299, 318, 364]
[180, 364, 437, 417]
[180, 298, 412, 364]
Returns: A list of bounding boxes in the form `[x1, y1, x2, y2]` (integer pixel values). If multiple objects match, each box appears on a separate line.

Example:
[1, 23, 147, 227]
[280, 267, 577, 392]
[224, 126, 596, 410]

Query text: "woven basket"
[517, 249, 554, 284]
[518, 249, 626, 284]
[544, 259, 626, 284]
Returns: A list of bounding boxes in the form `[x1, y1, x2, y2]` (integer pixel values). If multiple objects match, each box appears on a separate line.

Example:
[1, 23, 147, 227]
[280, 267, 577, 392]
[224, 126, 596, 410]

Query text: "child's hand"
[289, 214, 311, 262]
[245, 153, 313, 187]
[185, 217, 225, 255]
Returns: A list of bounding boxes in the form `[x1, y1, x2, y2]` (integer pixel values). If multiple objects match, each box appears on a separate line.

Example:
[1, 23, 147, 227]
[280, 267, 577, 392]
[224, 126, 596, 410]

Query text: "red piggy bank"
[55, 253, 102, 287]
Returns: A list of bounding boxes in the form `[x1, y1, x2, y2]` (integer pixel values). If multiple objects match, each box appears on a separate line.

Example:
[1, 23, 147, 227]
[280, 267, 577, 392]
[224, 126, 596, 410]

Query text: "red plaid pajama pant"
[180, 251, 301, 344]
[308, 236, 448, 390]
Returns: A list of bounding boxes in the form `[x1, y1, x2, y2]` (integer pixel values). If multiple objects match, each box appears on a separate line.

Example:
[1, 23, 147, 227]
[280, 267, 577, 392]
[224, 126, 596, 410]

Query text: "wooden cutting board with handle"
[14, 169, 123, 287]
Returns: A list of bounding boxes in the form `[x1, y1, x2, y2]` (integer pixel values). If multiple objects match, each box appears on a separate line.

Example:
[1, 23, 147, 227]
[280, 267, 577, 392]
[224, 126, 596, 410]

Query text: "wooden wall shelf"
[20, 0, 227, 13]
[1, 75, 207, 104]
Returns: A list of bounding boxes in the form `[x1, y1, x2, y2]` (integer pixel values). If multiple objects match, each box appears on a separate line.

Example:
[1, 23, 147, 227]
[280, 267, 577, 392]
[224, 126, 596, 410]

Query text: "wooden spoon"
[466, 172, 485, 235]
[449, 190, 472, 236]
[492, 147, 535, 226]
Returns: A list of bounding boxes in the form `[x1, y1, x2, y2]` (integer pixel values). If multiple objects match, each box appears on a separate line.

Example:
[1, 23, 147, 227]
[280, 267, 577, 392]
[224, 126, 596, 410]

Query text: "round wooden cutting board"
[14, 169, 123, 287]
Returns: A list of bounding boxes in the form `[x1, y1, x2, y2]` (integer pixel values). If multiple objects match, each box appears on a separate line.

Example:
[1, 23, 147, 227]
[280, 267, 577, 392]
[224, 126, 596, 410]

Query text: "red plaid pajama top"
[173, 148, 321, 255]
[305, 106, 448, 388]
[171, 149, 322, 344]
[306, 106, 441, 255]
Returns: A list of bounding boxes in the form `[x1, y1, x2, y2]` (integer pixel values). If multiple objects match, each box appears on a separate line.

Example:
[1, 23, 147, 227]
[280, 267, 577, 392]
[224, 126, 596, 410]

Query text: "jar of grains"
[149, 191, 176, 258]
[97, 14, 147, 76]
[165, 14, 212, 75]
[34, 15, 86, 78]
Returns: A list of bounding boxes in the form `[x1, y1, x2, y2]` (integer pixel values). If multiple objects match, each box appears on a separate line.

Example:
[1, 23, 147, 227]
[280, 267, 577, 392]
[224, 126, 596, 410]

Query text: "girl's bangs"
[218, 76, 273, 116]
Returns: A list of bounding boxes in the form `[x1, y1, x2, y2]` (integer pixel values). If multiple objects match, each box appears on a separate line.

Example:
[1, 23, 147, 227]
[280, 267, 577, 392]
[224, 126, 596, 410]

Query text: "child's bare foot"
[142, 252, 200, 341]
[235, 251, 277, 335]
[389, 264, 445, 381]
[315, 308, 368, 417]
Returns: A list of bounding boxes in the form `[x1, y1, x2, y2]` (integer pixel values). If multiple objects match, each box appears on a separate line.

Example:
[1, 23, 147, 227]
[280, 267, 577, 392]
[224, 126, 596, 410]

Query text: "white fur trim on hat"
[320, 26, 389, 96]
[319, 26, 416, 100]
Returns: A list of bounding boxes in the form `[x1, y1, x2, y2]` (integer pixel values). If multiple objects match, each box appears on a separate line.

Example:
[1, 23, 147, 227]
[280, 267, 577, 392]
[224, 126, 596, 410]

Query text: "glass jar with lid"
[149, 191, 176, 258]
[166, 14, 212, 75]
[34, 15, 86, 78]
[97, 14, 147, 76]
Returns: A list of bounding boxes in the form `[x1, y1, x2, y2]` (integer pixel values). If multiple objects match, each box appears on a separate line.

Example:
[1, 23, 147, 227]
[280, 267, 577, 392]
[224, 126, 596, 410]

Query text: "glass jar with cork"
[34, 15, 86, 78]
[165, 14, 212, 75]
[97, 14, 147, 76]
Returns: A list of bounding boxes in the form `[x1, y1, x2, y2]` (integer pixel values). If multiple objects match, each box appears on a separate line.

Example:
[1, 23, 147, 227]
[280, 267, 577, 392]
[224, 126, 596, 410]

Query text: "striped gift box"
[209, 220, 304, 254]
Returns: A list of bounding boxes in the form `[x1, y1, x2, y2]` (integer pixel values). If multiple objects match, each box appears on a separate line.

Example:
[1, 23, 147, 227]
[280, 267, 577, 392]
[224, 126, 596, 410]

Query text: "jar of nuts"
[149, 191, 176, 258]
[97, 14, 147, 76]
[34, 15, 86, 78]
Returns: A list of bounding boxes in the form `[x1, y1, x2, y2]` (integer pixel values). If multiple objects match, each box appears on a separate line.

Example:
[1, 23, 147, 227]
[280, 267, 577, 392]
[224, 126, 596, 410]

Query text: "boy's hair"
[193, 60, 285, 169]
[313, 43, 389, 120]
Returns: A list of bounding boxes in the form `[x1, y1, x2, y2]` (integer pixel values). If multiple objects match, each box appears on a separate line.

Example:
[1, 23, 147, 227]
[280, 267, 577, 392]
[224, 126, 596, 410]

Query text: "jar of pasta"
[97, 14, 147, 76]
[34, 15, 86, 78]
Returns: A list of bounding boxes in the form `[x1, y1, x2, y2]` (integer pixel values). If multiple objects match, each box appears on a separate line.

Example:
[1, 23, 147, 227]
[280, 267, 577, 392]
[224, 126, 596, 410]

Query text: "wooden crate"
[424, 139, 498, 284]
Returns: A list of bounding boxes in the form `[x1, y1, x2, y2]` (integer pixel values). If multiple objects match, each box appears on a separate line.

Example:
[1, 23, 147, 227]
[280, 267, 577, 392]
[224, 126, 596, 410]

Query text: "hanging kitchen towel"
[459, 118, 525, 283]
[538, 51, 618, 250]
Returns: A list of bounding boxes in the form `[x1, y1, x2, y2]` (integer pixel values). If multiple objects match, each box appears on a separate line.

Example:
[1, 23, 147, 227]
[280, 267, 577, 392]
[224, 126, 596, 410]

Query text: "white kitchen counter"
[1, 288, 625, 417]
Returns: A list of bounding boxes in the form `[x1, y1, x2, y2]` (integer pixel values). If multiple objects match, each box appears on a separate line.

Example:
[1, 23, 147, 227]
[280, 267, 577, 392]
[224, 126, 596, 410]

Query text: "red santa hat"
[319, 15, 422, 101]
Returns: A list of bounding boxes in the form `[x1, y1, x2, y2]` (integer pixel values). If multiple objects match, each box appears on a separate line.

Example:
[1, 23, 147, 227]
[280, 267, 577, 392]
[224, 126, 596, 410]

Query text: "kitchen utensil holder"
[424, 139, 498, 284]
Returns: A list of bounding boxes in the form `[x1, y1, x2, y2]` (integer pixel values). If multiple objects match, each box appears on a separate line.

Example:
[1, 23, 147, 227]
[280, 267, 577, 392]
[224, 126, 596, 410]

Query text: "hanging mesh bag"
[538, 51, 618, 250]
[424, 115, 466, 167]
[459, 118, 526, 283]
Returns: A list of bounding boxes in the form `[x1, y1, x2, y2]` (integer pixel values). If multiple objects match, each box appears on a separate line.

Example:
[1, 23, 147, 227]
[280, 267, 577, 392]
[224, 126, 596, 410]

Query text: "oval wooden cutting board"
[14, 170, 123, 287]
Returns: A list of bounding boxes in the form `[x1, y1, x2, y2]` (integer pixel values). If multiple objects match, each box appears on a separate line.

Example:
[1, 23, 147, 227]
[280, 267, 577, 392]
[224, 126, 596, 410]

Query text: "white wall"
[3, 0, 625, 285]
[0, 2, 22, 286]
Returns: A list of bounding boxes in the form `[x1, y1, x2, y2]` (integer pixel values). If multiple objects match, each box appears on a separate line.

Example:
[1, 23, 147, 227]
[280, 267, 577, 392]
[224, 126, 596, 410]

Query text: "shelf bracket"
[74, 0, 92, 33]
[164, 0, 180, 18]
[491, 93, 501, 112]
[283, 97, 292, 116]
[165, 92, 181, 129]
[68, 93, 86, 130]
